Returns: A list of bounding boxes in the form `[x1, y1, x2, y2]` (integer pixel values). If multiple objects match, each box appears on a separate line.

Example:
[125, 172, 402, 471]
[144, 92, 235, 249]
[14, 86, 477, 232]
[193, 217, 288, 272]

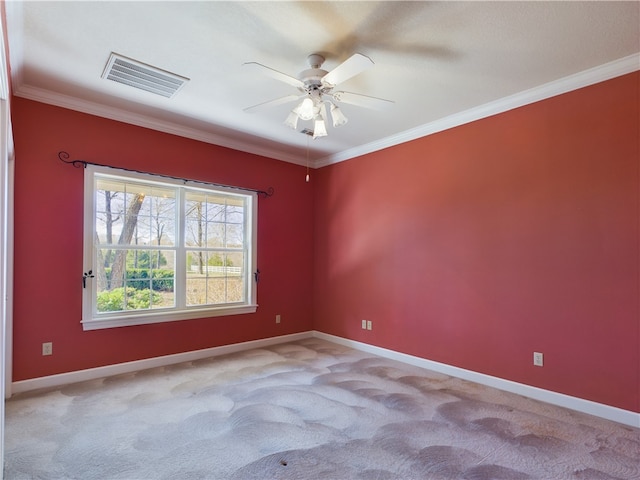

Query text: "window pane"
[95, 248, 175, 313]
[185, 190, 246, 249]
[186, 249, 208, 306]
[96, 178, 175, 247]
[95, 185, 126, 245]
[151, 250, 175, 309]
[204, 278, 224, 304]
[226, 204, 244, 224]
[139, 187, 176, 247]
[185, 251, 245, 306]
[225, 223, 244, 247]
[185, 200, 205, 247]
[209, 202, 225, 222]
[206, 222, 225, 247]
[226, 253, 245, 302]
[186, 278, 206, 306]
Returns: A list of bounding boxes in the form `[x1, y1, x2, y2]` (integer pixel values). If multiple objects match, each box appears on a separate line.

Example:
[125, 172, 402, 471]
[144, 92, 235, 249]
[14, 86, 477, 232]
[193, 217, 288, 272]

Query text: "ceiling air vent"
[101, 53, 189, 98]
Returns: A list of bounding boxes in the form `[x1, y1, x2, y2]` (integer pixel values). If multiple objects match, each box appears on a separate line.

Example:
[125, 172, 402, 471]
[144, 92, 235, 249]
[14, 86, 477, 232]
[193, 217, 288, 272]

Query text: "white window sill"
[81, 304, 258, 331]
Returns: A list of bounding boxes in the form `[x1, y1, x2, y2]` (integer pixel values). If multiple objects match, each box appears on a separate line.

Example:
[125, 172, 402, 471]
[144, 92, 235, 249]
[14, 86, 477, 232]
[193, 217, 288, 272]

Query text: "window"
[82, 165, 257, 330]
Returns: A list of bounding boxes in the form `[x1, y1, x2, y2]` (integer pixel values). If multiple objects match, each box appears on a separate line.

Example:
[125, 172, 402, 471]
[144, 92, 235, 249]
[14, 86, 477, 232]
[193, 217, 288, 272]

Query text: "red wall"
[10, 72, 640, 413]
[11, 98, 314, 381]
[313, 72, 639, 413]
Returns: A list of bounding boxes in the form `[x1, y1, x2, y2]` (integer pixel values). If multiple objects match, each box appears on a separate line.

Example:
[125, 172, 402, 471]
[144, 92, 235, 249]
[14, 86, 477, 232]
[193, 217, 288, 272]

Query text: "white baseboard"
[312, 331, 639, 428]
[12, 330, 639, 428]
[11, 332, 313, 395]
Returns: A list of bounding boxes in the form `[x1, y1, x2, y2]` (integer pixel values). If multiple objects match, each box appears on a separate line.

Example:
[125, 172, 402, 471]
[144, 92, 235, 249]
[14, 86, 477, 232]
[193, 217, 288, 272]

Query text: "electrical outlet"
[42, 342, 53, 356]
[275, 314, 281, 324]
[533, 352, 543, 367]
[361, 320, 367, 330]
[367, 320, 372, 331]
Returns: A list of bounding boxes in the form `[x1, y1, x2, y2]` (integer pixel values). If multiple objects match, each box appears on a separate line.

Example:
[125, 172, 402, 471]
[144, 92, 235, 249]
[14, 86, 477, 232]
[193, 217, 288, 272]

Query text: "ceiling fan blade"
[243, 94, 303, 113]
[322, 53, 374, 87]
[331, 91, 394, 111]
[243, 62, 304, 89]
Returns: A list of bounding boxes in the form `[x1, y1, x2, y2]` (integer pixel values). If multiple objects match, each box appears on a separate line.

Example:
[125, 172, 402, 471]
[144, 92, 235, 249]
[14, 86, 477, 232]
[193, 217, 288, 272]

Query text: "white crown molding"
[313, 332, 640, 428]
[314, 53, 640, 168]
[11, 53, 639, 170]
[12, 84, 308, 167]
[4, 0, 24, 98]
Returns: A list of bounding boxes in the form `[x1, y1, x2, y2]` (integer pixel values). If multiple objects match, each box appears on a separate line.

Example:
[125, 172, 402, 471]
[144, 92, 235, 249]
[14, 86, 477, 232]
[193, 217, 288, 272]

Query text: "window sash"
[82, 165, 257, 330]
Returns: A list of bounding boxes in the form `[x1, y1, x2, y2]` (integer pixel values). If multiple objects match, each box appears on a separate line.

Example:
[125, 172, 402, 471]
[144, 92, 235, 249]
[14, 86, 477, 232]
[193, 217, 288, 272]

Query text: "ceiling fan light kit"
[243, 52, 393, 139]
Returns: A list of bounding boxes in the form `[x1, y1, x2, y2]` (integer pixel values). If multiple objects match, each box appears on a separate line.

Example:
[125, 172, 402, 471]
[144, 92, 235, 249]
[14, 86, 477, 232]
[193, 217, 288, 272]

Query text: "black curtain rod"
[58, 151, 274, 198]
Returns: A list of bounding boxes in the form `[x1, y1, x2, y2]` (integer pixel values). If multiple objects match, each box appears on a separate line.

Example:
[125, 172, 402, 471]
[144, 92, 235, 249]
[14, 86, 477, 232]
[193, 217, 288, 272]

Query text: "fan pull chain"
[305, 135, 310, 182]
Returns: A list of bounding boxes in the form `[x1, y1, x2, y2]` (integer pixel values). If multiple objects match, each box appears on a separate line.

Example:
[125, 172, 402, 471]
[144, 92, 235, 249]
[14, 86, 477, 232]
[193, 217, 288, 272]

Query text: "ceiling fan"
[243, 53, 394, 139]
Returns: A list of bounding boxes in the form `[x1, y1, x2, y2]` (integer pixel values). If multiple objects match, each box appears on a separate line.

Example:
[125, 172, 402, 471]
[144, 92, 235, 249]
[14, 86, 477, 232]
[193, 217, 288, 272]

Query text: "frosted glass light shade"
[330, 104, 348, 127]
[297, 98, 315, 121]
[313, 118, 328, 138]
[284, 111, 299, 129]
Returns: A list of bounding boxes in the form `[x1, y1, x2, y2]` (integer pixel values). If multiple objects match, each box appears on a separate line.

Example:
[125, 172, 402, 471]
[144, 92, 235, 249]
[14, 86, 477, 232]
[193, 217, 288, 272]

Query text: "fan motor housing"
[299, 68, 328, 90]
[299, 53, 329, 91]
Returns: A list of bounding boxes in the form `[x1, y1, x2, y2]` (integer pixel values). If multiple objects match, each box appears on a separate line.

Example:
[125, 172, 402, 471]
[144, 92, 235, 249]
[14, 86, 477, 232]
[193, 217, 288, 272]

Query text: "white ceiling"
[5, 1, 640, 168]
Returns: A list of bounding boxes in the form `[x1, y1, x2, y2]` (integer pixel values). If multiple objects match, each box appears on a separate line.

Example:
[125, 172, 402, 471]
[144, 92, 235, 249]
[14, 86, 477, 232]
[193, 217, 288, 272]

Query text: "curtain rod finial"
[58, 151, 87, 168]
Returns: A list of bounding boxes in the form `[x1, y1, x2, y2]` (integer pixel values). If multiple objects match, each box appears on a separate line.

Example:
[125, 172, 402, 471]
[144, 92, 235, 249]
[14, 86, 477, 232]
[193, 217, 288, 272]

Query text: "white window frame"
[82, 165, 258, 331]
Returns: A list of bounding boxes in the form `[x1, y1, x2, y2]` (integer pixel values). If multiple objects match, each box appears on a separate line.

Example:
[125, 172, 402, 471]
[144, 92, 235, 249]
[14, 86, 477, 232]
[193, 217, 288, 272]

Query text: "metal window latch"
[83, 270, 95, 288]
[254, 269, 260, 283]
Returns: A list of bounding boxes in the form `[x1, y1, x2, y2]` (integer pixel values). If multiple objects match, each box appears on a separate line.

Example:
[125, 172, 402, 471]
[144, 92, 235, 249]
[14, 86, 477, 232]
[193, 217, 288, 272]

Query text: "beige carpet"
[4, 338, 639, 479]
